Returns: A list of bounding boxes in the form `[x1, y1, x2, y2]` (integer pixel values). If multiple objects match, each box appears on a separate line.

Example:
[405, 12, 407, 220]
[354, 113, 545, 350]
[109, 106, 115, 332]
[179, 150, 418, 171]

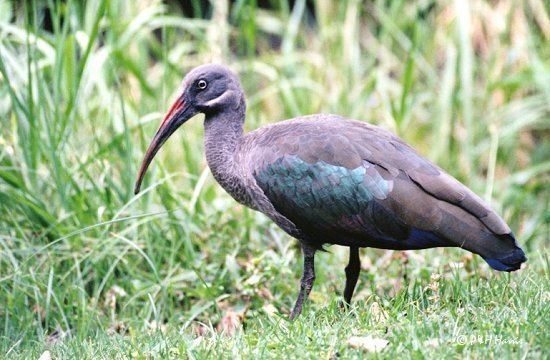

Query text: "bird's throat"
[204, 109, 245, 188]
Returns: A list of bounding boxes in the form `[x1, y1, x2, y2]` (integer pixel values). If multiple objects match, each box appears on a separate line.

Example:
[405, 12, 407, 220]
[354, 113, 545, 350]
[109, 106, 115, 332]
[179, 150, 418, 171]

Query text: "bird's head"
[134, 63, 243, 194]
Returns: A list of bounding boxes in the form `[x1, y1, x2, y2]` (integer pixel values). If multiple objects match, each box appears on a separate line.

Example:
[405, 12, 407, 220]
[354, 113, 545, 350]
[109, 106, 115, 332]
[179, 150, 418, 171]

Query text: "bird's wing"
[246, 116, 512, 252]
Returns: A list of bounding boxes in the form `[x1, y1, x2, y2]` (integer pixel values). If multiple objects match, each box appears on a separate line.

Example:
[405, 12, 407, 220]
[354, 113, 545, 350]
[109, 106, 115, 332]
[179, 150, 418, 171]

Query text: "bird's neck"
[204, 106, 245, 186]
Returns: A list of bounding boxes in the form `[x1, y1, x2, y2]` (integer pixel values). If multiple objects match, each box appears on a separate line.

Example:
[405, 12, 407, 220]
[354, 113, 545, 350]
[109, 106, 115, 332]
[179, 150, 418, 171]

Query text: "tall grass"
[0, 0, 548, 358]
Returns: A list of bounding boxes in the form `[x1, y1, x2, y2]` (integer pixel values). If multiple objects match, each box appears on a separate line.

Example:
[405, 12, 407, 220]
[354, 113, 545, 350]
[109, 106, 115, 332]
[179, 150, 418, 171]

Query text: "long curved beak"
[134, 95, 195, 194]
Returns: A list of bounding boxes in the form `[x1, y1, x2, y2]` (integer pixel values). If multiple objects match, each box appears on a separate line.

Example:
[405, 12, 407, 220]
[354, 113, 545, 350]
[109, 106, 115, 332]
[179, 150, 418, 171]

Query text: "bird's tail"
[481, 233, 527, 272]
[436, 203, 527, 272]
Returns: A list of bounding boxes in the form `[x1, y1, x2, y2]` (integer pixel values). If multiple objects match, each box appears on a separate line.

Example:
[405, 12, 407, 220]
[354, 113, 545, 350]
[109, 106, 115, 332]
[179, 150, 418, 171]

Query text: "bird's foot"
[289, 245, 316, 320]
[338, 299, 350, 310]
[289, 303, 302, 320]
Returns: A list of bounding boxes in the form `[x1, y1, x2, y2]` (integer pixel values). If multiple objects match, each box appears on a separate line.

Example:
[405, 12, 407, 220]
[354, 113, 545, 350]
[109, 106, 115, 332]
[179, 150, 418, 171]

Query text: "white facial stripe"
[203, 90, 235, 108]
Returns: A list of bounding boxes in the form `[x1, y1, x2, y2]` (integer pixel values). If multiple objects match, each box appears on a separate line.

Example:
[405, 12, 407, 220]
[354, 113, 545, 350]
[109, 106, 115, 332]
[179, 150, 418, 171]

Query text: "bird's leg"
[341, 246, 361, 307]
[290, 245, 316, 320]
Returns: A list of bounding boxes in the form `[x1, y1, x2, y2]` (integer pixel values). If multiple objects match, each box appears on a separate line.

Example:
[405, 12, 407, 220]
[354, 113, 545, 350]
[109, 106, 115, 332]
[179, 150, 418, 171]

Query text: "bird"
[134, 63, 527, 319]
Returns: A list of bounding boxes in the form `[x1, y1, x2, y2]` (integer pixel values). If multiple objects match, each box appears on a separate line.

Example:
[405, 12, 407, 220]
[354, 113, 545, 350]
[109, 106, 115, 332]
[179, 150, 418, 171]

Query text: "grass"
[0, 0, 549, 358]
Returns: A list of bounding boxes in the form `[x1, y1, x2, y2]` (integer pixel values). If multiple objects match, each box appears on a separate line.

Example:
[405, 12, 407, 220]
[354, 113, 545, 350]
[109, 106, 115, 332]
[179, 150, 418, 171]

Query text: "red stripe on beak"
[134, 94, 193, 195]
[159, 96, 184, 129]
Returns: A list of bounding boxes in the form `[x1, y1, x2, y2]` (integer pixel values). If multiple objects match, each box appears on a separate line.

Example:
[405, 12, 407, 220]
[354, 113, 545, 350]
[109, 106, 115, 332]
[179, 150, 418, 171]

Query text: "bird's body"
[207, 114, 519, 258]
[135, 64, 526, 319]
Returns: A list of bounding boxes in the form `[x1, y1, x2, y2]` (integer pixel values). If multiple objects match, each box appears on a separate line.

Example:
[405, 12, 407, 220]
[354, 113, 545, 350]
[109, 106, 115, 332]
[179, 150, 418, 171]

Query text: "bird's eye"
[197, 79, 207, 90]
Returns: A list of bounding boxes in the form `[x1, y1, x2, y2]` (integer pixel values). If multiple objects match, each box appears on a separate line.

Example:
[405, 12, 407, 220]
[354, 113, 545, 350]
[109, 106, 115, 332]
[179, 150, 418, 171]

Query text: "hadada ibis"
[134, 64, 526, 319]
